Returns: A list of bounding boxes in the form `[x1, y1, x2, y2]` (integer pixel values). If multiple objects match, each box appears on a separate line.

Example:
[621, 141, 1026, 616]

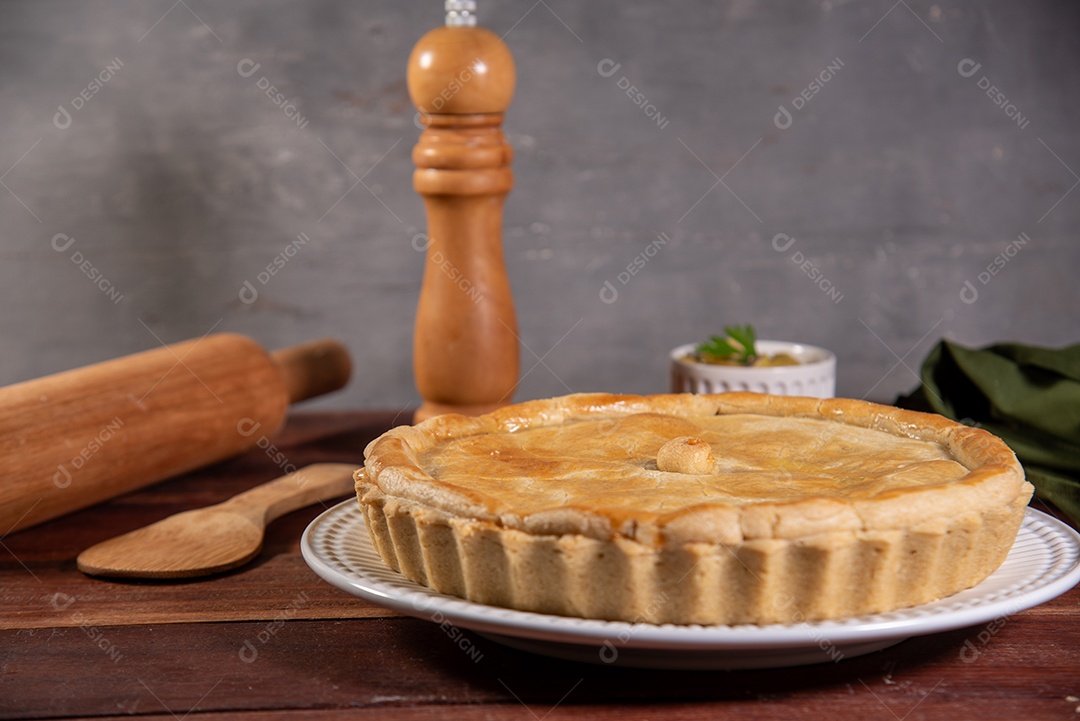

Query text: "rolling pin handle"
[271, 339, 352, 404]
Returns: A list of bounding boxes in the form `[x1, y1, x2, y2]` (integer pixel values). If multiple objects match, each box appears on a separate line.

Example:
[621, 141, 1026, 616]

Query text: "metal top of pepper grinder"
[445, 0, 478, 26]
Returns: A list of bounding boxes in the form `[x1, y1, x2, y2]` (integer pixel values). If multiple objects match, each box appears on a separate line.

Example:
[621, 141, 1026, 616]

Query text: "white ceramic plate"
[302, 503, 1080, 669]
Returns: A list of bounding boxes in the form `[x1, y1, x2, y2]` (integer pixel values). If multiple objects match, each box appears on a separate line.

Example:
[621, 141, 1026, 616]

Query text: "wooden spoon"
[77, 463, 358, 579]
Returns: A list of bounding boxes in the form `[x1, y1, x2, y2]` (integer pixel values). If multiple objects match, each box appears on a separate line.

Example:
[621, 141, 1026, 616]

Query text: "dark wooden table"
[3, 411, 1078, 720]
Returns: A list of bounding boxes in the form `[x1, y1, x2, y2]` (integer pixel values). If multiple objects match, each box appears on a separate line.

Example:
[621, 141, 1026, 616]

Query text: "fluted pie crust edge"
[355, 393, 1032, 624]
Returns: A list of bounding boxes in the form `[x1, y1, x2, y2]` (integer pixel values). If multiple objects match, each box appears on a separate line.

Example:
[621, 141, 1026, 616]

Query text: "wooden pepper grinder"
[408, 0, 520, 423]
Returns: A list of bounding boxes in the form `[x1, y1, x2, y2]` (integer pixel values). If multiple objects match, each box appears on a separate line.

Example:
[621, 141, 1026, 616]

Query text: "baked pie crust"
[356, 393, 1032, 624]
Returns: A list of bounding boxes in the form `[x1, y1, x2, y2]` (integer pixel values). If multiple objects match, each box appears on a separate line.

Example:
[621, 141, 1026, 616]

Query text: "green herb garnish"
[695, 325, 758, 366]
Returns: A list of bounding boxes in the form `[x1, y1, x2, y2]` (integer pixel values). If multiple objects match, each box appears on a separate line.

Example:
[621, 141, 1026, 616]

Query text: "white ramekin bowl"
[670, 341, 836, 398]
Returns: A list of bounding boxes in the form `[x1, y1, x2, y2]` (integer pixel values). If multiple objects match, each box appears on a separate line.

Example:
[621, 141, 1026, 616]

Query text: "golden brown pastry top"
[360, 393, 1029, 546]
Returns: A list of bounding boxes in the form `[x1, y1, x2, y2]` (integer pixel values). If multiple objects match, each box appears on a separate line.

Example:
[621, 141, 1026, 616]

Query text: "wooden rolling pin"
[0, 334, 351, 535]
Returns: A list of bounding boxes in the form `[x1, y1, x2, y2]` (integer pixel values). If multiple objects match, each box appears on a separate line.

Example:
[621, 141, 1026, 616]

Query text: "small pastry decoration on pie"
[355, 393, 1032, 624]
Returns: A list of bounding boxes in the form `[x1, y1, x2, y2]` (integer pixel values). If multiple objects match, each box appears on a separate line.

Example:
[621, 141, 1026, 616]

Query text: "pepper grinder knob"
[407, 10, 519, 423]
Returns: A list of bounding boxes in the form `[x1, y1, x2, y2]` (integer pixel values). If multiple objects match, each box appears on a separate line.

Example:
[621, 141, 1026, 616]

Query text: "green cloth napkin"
[896, 339, 1080, 526]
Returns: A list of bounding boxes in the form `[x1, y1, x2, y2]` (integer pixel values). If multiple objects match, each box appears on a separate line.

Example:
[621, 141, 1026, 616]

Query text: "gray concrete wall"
[1, 0, 1077, 411]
